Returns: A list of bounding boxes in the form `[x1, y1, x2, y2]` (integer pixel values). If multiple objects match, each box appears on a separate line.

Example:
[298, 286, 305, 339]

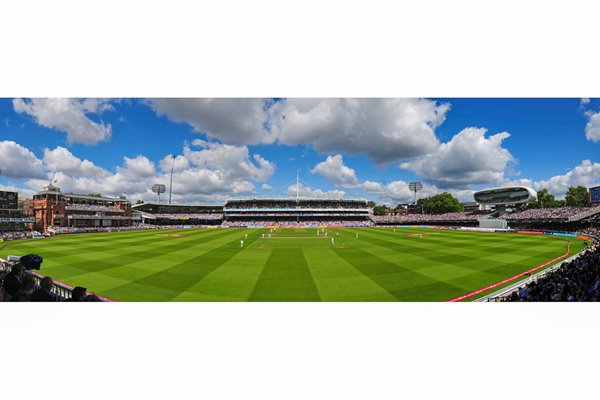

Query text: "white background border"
[2, 1, 600, 399]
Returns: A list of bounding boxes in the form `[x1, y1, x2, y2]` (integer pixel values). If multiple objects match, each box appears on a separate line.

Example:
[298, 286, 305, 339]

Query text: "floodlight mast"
[408, 182, 423, 205]
[169, 156, 175, 205]
[152, 184, 166, 204]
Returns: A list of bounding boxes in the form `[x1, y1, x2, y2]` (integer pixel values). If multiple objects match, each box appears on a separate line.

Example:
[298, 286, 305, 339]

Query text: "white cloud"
[363, 179, 475, 206]
[585, 111, 600, 142]
[146, 98, 450, 164]
[148, 99, 272, 145]
[0, 141, 46, 179]
[311, 154, 360, 188]
[184, 140, 275, 182]
[261, 183, 273, 191]
[400, 127, 514, 188]
[272, 98, 449, 163]
[13, 98, 113, 145]
[159, 155, 190, 172]
[534, 160, 600, 197]
[43, 147, 109, 178]
[581, 98, 591, 107]
[121, 155, 156, 178]
[287, 183, 346, 199]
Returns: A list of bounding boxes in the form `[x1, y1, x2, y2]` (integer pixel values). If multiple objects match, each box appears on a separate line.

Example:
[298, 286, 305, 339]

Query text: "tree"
[86, 193, 103, 197]
[531, 188, 558, 208]
[372, 205, 388, 215]
[366, 201, 376, 208]
[565, 186, 589, 207]
[420, 192, 463, 214]
[135, 200, 144, 205]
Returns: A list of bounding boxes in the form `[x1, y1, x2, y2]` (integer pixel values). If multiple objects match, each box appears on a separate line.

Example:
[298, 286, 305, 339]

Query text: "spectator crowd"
[371, 211, 492, 224]
[221, 219, 374, 228]
[502, 245, 600, 302]
[504, 207, 594, 221]
[0, 263, 102, 302]
[0, 230, 46, 241]
[224, 199, 369, 210]
[142, 212, 223, 220]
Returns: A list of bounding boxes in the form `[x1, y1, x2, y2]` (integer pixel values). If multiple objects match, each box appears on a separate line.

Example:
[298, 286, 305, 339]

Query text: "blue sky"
[0, 98, 598, 205]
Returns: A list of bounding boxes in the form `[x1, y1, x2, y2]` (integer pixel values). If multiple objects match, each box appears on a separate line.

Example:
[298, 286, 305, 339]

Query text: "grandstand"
[30, 184, 132, 231]
[0, 191, 36, 239]
[133, 203, 223, 226]
[222, 198, 372, 227]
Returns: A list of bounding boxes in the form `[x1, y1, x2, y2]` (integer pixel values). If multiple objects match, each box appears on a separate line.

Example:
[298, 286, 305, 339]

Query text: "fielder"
[240, 240, 244, 248]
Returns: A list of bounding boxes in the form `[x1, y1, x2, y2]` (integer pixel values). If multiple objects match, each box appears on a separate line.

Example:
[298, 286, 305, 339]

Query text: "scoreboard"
[591, 186, 600, 205]
[0, 191, 18, 210]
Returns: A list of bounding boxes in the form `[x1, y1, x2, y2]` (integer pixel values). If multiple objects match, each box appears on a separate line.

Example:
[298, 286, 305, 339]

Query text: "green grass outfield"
[1, 227, 586, 301]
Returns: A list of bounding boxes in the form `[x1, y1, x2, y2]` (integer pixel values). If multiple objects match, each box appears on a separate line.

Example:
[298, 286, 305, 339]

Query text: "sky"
[0, 98, 598, 206]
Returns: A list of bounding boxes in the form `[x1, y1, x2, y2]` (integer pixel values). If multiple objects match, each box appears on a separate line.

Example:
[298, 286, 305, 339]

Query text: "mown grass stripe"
[249, 248, 320, 302]
[100, 230, 262, 301]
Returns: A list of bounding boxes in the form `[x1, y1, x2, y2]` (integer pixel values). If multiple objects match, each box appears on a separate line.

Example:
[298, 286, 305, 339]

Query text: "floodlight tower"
[168, 156, 176, 205]
[152, 184, 166, 204]
[408, 182, 423, 205]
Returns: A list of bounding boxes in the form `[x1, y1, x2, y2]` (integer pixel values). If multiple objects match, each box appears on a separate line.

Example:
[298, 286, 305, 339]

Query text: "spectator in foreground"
[12, 275, 37, 302]
[83, 293, 102, 302]
[30, 276, 57, 302]
[65, 286, 87, 302]
[2, 264, 24, 298]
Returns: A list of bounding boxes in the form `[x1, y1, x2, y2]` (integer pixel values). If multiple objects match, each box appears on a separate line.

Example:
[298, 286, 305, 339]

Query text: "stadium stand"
[503, 207, 598, 221]
[371, 211, 492, 225]
[223, 198, 371, 226]
[30, 184, 132, 231]
[133, 203, 223, 226]
[500, 244, 600, 302]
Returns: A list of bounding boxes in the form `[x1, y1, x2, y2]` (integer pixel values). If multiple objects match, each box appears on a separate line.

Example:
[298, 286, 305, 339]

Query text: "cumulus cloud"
[271, 98, 449, 163]
[261, 183, 273, 191]
[148, 99, 272, 146]
[311, 154, 360, 188]
[159, 155, 190, 172]
[363, 179, 475, 206]
[146, 98, 450, 164]
[399, 127, 514, 188]
[581, 98, 591, 107]
[43, 147, 109, 178]
[585, 111, 600, 142]
[121, 155, 156, 178]
[14, 137, 277, 205]
[0, 141, 46, 179]
[13, 98, 113, 145]
[533, 160, 600, 197]
[184, 140, 275, 182]
[287, 183, 346, 199]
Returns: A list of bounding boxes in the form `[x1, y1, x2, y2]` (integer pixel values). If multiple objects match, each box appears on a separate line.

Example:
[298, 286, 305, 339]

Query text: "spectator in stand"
[30, 276, 57, 302]
[65, 286, 87, 302]
[502, 245, 600, 302]
[2, 264, 24, 298]
[11, 275, 37, 302]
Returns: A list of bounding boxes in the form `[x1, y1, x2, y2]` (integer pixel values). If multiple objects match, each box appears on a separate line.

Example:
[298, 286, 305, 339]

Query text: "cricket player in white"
[331, 237, 335, 244]
[240, 240, 244, 248]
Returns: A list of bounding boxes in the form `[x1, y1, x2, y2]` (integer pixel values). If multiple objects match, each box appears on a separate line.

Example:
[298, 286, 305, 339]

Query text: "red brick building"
[30, 184, 132, 232]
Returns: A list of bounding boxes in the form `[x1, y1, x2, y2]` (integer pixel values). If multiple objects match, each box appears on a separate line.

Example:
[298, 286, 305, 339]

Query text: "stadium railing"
[0, 257, 112, 302]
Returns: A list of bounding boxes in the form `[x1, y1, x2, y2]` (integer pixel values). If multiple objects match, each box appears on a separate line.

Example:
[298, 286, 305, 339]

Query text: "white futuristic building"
[474, 186, 537, 206]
